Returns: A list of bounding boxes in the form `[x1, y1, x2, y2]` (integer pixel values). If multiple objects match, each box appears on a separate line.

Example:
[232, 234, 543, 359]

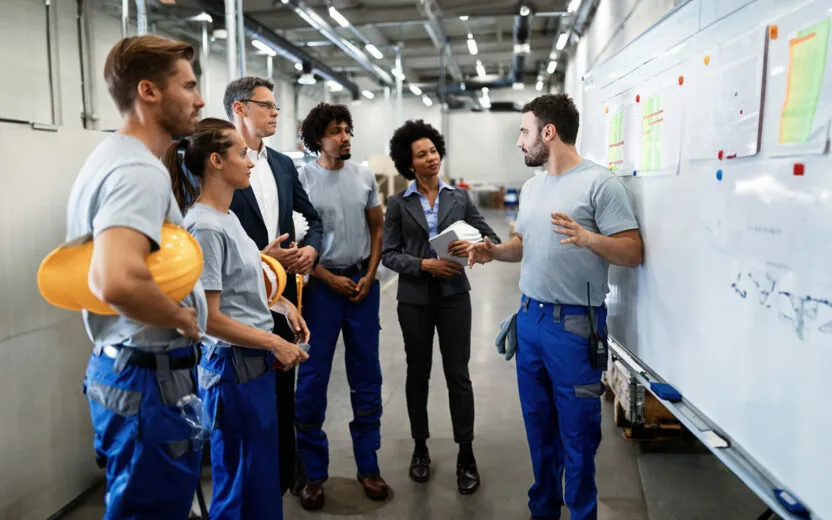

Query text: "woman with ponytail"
[164, 118, 310, 519]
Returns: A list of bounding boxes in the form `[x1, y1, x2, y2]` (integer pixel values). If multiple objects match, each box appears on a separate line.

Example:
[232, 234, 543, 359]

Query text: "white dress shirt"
[247, 144, 280, 241]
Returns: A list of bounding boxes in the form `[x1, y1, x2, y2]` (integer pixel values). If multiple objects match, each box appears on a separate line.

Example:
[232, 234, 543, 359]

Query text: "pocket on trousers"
[562, 314, 592, 340]
[574, 382, 606, 399]
[215, 371, 277, 439]
[85, 380, 142, 464]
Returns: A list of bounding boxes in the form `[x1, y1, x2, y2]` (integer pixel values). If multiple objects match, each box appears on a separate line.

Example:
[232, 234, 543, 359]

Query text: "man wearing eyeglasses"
[223, 76, 323, 498]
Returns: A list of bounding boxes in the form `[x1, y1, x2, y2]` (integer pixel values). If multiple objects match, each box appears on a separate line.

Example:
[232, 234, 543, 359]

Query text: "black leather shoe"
[409, 450, 431, 483]
[457, 463, 480, 495]
[300, 482, 325, 511]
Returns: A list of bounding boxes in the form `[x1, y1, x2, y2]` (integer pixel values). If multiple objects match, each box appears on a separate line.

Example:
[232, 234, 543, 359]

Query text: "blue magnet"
[716, 170, 723, 181]
[633, 170, 637, 176]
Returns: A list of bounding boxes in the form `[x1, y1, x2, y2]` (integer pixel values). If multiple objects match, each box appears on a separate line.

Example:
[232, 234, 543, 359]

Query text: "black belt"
[327, 258, 370, 278]
[102, 345, 200, 370]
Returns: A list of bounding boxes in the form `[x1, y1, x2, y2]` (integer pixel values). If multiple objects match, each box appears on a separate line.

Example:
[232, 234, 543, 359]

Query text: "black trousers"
[272, 314, 303, 495]
[397, 288, 474, 444]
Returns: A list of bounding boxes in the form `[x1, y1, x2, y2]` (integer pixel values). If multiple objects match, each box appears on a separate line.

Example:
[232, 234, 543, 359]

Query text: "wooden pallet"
[613, 394, 683, 440]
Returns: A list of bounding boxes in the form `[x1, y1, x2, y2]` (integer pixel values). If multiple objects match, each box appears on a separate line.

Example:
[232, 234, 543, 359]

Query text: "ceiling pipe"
[192, 0, 360, 98]
[282, 0, 393, 86]
[511, 9, 531, 84]
[418, 0, 463, 82]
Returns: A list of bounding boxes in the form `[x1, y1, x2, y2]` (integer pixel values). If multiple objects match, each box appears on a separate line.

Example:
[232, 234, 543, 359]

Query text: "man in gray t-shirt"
[62, 35, 207, 519]
[469, 94, 643, 520]
[294, 103, 388, 508]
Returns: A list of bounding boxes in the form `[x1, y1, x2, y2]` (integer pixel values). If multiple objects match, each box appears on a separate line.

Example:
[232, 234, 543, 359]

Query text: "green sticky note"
[779, 19, 830, 144]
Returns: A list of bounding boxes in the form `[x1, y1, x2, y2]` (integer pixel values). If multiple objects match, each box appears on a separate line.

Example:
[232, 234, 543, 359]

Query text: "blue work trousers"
[83, 347, 202, 520]
[197, 345, 281, 520]
[516, 296, 607, 520]
[295, 275, 382, 482]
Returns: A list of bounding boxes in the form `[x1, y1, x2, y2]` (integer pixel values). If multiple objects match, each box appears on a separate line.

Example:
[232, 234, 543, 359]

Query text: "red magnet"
[678, 75, 684, 86]
[769, 25, 779, 40]
[794, 163, 805, 176]
[718, 150, 724, 160]
[636, 94, 640, 103]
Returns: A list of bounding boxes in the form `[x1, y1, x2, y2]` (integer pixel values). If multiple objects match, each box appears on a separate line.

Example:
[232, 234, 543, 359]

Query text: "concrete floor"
[61, 210, 769, 520]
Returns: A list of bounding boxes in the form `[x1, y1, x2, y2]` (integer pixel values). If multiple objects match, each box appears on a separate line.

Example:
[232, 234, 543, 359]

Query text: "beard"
[523, 141, 549, 167]
[159, 96, 197, 137]
[339, 152, 352, 160]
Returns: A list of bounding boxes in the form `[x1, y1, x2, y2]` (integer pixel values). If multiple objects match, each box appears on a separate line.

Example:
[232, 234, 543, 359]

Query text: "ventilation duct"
[511, 11, 531, 84]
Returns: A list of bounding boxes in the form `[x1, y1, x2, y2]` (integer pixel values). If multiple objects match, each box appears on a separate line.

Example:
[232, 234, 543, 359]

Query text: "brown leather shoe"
[300, 482, 325, 511]
[359, 475, 390, 501]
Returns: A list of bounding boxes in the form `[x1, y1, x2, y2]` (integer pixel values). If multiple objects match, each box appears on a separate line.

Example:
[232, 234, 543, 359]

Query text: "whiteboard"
[580, 0, 832, 518]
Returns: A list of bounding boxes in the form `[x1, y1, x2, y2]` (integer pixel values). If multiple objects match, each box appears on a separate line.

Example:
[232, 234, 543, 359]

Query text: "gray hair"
[223, 76, 275, 120]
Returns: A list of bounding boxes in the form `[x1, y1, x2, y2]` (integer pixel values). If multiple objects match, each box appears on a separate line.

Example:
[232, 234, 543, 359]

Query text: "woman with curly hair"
[382, 119, 501, 495]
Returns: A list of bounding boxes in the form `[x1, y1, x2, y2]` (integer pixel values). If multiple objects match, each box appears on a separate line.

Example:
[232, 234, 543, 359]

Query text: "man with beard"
[223, 76, 323, 496]
[293, 103, 388, 509]
[468, 93, 643, 520]
[65, 35, 206, 519]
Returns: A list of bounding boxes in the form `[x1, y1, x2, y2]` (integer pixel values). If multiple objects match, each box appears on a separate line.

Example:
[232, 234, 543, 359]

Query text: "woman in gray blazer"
[382, 120, 501, 495]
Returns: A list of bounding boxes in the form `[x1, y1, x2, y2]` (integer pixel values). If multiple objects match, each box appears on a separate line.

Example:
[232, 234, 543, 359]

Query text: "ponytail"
[162, 118, 237, 212]
[164, 140, 199, 212]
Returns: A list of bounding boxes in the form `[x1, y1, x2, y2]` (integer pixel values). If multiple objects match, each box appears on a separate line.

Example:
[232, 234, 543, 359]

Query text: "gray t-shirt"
[298, 160, 381, 269]
[516, 159, 638, 306]
[184, 203, 274, 347]
[65, 134, 208, 351]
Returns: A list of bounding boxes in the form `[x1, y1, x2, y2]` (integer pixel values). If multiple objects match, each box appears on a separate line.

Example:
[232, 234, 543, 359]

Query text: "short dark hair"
[223, 76, 275, 120]
[388, 120, 446, 180]
[300, 103, 354, 154]
[103, 35, 195, 115]
[522, 93, 580, 145]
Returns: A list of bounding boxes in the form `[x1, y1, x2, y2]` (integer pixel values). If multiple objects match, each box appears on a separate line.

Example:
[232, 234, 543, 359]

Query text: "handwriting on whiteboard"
[731, 272, 832, 340]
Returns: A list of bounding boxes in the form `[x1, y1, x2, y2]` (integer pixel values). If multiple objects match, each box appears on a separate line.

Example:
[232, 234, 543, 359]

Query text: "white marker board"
[580, 0, 832, 518]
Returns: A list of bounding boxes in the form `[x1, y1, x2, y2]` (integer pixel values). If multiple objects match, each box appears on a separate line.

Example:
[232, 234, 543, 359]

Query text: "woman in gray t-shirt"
[163, 118, 309, 519]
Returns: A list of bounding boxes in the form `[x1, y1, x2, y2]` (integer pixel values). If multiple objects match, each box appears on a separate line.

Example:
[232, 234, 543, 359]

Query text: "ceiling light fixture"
[295, 62, 303, 71]
[422, 95, 433, 107]
[459, 15, 469, 21]
[476, 60, 486, 78]
[536, 80, 544, 91]
[362, 90, 375, 99]
[547, 60, 557, 74]
[327, 80, 343, 92]
[328, 6, 350, 27]
[556, 33, 569, 50]
[567, 0, 581, 13]
[365, 43, 383, 60]
[467, 37, 479, 56]
[252, 39, 277, 57]
[519, 5, 530, 16]
[409, 84, 422, 96]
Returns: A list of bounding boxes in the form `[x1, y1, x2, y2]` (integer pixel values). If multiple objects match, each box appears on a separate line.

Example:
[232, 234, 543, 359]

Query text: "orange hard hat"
[37, 222, 204, 315]
[260, 254, 287, 306]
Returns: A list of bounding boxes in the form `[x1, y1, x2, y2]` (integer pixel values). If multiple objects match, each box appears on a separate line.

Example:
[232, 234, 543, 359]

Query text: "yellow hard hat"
[37, 222, 204, 316]
[260, 254, 287, 307]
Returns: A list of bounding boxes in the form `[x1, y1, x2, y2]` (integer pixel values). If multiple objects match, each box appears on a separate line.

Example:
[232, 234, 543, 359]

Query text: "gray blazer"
[382, 187, 501, 305]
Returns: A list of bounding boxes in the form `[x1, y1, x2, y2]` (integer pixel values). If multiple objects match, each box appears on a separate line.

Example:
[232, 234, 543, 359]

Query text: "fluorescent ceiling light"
[328, 6, 350, 27]
[536, 80, 544, 91]
[298, 73, 316, 85]
[476, 61, 486, 78]
[459, 15, 469, 21]
[519, 5, 530, 16]
[391, 68, 405, 80]
[295, 62, 303, 71]
[482, 87, 489, 94]
[252, 39, 277, 57]
[567, 0, 581, 13]
[327, 80, 343, 92]
[362, 90, 375, 99]
[480, 96, 491, 109]
[365, 43, 383, 60]
[556, 33, 569, 50]
[280, 0, 289, 3]
[467, 37, 478, 56]
[547, 60, 557, 73]
[514, 43, 531, 55]
[513, 82, 525, 90]
[213, 29, 227, 39]
[422, 95, 433, 107]
[189, 12, 213, 23]
[409, 84, 422, 96]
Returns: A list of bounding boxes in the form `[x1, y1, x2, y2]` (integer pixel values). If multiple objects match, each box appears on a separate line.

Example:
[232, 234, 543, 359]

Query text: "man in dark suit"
[223, 76, 323, 496]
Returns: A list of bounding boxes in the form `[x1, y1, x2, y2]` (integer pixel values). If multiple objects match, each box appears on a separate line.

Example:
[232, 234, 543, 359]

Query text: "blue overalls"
[84, 344, 203, 520]
[515, 295, 608, 520]
[197, 343, 281, 520]
[295, 268, 383, 482]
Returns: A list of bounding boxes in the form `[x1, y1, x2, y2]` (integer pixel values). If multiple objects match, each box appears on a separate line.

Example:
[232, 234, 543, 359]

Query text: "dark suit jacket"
[382, 187, 501, 306]
[229, 147, 323, 305]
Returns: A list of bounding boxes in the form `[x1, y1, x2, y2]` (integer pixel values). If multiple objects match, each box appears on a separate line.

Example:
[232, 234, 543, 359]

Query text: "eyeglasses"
[243, 99, 280, 111]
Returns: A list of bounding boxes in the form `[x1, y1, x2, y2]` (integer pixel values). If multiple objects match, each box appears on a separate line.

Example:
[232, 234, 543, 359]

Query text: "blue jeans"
[295, 275, 382, 482]
[516, 296, 607, 520]
[198, 345, 281, 520]
[84, 347, 202, 520]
